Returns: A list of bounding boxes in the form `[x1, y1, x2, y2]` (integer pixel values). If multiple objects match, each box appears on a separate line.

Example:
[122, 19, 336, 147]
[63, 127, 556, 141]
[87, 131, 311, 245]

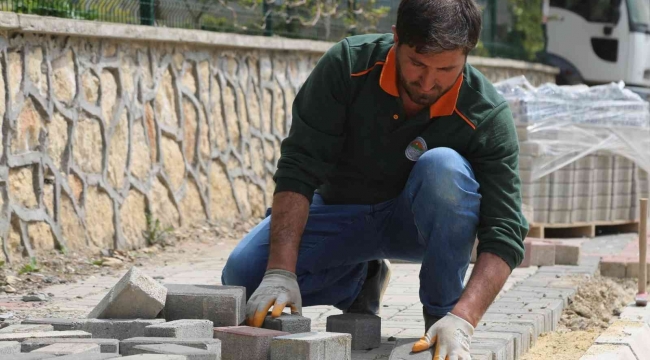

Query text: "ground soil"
[0, 218, 257, 300]
[521, 275, 638, 360]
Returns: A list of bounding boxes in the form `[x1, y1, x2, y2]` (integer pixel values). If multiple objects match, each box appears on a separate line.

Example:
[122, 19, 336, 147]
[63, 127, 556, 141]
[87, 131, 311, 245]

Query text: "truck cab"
[546, 0, 650, 87]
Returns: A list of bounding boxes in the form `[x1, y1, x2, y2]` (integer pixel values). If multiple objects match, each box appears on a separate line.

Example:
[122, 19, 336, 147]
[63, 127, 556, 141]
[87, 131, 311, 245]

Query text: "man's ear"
[392, 25, 398, 44]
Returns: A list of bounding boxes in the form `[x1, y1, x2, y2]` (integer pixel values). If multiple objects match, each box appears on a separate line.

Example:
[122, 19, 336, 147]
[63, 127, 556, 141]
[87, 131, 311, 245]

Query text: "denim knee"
[409, 147, 478, 206]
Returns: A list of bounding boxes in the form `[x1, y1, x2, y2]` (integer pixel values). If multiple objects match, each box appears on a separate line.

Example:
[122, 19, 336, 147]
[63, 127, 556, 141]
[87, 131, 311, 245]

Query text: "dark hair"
[395, 0, 482, 54]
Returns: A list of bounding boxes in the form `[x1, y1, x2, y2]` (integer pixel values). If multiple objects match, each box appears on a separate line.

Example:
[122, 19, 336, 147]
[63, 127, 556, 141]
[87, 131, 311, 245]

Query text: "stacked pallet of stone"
[634, 166, 650, 220]
[611, 156, 636, 221]
[570, 155, 595, 223]
[518, 139, 551, 224]
[592, 153, 614, 222]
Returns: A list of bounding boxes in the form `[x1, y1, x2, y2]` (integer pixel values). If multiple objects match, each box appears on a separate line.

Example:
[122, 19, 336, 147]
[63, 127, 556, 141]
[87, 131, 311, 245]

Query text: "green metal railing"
[0, 0, 383, 41]
[0, 0, 537, 61]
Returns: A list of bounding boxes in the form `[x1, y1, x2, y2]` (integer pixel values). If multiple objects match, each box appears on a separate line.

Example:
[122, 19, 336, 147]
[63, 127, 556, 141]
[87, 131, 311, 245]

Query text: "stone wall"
[0, 13, 559, 261]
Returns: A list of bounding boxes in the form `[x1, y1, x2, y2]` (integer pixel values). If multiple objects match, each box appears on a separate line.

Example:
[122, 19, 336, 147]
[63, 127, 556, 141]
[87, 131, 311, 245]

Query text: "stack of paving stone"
[0, 266, 389, 359]
[389, 262, 599, 360]
[518, 140, 648, 225]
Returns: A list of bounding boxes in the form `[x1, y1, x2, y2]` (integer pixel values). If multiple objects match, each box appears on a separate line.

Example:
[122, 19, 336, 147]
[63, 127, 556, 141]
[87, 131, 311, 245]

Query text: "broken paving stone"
[21, 338, 120, 353]
[33, 343, 101, 356]
[145, 319, 214, 339]
[2, 285, 16, 293]
[270, 332, 352, 360]
[132, 343, 218, 360]
[88, 266, 167, 319]
[214, 326, 290, 360]
[0, 324, 55, 333]
[163, 284, 245, 326]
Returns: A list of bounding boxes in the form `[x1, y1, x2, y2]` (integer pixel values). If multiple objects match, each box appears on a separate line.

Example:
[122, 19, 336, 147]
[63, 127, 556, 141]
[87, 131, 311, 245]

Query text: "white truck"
[545, 0, 650, 90]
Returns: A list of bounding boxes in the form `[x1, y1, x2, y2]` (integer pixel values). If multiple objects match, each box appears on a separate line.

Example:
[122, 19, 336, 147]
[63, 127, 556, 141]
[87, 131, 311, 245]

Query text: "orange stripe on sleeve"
[455, 108, 476, 130]
[351, 61, 385, 77]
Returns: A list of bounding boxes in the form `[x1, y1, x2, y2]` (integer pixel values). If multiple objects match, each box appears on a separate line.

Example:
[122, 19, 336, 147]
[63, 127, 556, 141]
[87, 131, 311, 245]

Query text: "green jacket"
[274, 34, 528, 270]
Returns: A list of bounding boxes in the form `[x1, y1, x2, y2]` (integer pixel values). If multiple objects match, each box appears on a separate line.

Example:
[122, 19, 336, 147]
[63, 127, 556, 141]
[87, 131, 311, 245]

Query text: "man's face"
[394, 42, 466, 107]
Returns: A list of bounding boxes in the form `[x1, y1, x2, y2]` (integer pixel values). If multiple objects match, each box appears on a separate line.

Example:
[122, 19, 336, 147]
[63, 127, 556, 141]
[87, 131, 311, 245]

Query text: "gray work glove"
[412, 312, 474, 360]
[245, 269, 302, 327]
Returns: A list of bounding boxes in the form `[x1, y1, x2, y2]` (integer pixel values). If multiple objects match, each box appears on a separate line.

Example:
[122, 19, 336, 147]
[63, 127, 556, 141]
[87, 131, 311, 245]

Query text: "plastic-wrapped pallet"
[496, 76, 650, 225]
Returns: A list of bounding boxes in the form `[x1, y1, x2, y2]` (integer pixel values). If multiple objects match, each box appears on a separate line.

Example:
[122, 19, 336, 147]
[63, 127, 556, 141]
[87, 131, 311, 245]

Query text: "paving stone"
[479, 315, 542, 340]
[0, 340, 20, 354]
[21, 319, 82, 331]
[476, 324, 531, 353]
[524, 239, 556, 266]
[599, 257, 628, 278]
[619, 305, 650, 325]
[484, 308, 549, 333]
[89, 267, 167, 319]
[32, 343, 101, 356]
[0, 330, 91, 342]
[500, 290, 573, 307]
[471, 338, 509, 360]
[388, 338, 431, 359]
[489, 299, 564, 330]
[214, 326, 289, 360]
[120, 337, 221, 356]
[469, 348, 494, 360]
[326, 313, 381, 350]
[262, 314, 311, 334]
[132, 343, 218, 360]
[594, 320, 650, 359]
[121, 355, 187, 359]
[81, 318, 166, 340]
[548, 239, 584, 265]
[472, 332, 516, 360]
[579, 344, 637, 360]
[53, 354, 121, 360]
[270, 332, 351, 360]
[3, 354, 57, 359]
[145, 320, 213, 339]
[163, 284, 245, 327]
[21, 338, 120, 353]
[0, 324, 54, 333]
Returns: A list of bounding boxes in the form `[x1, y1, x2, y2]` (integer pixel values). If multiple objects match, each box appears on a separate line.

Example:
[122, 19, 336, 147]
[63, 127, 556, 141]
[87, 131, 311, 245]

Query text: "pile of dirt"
[522, 275, 638, 360]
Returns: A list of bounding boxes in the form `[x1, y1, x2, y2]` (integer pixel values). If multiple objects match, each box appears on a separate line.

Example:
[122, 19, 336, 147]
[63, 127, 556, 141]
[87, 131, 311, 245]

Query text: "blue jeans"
[221, 148, 481, 317]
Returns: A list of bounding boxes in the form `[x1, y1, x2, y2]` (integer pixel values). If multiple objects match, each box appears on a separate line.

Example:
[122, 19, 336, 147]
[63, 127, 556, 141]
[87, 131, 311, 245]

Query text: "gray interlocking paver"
[3, 241, 546, 359]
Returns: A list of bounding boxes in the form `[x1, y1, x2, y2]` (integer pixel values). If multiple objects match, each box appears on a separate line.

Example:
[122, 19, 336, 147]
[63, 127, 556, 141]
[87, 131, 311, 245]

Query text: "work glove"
[245, 269, 302, 327]
[412, 312, 474, 360]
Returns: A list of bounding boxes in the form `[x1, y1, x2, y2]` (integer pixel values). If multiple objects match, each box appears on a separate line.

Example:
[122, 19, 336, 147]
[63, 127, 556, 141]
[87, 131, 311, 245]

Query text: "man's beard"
[397, 63, 454, 107]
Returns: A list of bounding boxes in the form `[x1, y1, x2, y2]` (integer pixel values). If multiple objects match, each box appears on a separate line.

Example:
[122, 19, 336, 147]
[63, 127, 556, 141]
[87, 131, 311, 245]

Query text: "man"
[222, 0, 528, 358]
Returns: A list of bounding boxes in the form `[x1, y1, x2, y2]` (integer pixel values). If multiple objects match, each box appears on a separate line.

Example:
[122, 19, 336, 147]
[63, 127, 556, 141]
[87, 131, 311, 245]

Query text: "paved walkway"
[0, 233, 637, 359]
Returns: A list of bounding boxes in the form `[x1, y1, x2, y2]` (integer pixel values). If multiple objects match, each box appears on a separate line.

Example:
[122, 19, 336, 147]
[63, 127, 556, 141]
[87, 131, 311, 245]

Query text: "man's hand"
[411, 312, 474, 360]
[246, 269, 302, 327]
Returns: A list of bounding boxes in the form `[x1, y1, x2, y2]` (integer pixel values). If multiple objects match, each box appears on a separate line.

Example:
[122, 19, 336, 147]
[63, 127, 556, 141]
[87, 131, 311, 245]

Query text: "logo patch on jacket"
[405, 137, 427, 161]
